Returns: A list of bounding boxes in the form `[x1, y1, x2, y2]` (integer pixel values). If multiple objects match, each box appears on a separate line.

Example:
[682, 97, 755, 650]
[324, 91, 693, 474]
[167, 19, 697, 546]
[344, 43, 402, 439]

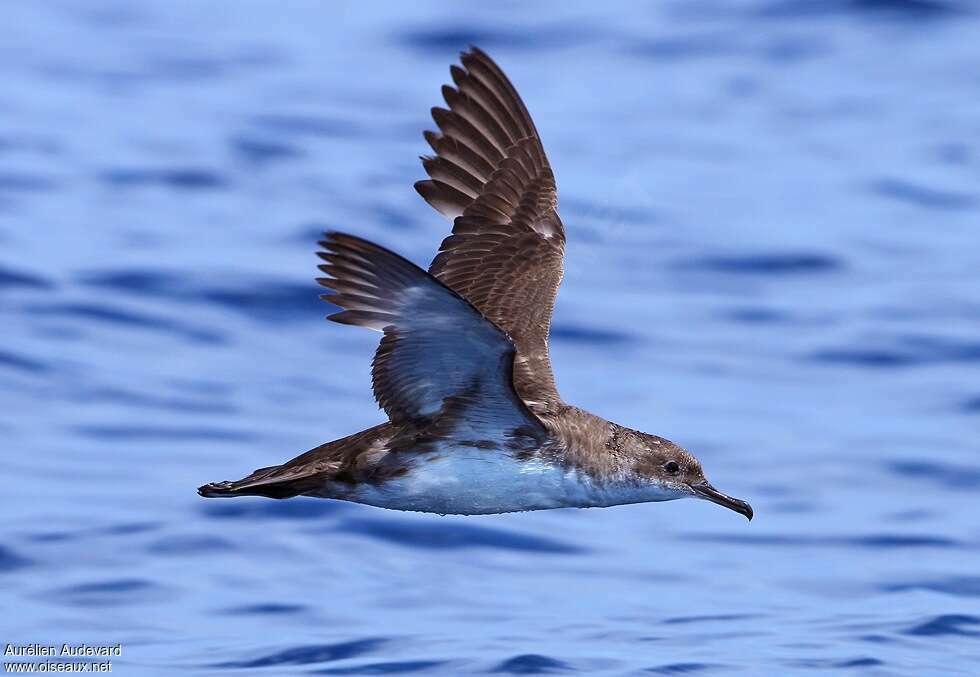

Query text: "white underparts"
[313, 451, 689, 515]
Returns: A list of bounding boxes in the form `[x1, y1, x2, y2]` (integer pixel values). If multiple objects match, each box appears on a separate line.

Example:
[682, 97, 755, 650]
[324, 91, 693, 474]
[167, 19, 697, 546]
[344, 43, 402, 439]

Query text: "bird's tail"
[197, 423, 393, 500]
[197, 463, 318, 499]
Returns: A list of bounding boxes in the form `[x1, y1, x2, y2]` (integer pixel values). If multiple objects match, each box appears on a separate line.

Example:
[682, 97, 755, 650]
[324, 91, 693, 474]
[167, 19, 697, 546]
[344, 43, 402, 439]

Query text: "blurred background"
[2, 1, 979, 674]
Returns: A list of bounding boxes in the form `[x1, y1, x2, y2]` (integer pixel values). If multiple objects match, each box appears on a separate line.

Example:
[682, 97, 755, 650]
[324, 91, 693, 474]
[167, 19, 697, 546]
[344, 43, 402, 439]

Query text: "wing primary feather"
[414, 48, 568, 416]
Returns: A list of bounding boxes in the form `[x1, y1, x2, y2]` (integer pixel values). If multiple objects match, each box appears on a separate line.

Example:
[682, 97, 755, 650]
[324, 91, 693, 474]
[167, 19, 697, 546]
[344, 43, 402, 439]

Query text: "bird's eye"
[664, 461, 680, 474]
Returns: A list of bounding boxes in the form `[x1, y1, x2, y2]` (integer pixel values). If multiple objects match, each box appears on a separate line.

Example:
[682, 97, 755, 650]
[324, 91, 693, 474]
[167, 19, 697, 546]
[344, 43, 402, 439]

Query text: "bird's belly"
[315, 450, 687, 515]
[321, 452, 578, 515]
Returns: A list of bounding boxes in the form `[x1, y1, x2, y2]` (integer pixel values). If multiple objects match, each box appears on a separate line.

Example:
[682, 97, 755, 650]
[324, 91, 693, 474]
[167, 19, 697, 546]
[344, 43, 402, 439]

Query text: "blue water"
[2, 1, 979, 674]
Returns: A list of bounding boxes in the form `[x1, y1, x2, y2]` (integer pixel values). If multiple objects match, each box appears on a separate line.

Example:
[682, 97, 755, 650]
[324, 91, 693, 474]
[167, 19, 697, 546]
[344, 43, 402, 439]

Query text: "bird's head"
[624, 429, 753, 520]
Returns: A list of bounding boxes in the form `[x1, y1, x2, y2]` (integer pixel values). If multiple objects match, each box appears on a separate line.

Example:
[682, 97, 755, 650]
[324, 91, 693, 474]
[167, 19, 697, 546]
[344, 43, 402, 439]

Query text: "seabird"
[198, 48, 753, 520]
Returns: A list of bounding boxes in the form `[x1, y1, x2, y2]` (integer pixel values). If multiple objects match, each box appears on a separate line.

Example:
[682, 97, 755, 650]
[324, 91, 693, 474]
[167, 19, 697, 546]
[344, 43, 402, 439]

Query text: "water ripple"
[630, 34, 741, 62]
[76, 386, 236, 415]
[145, 534, 234, 555]
[198, 283, 320, 322]
[201, 497, 348, 521]
[550, 324, 633, 345]
[959, 395, 980, 413]
[212, 638, 387, 668]
[663, 614, 760, 625]
[883, 576, 980, 597]
[316, 660, 448, 675]
[904, 614, 980, 637]
[0, 545, 33, 572]
[78, 270, 320, 323]
[685, 533, 962, 548]
[683, 252, 841, 275]
[398, 26, 595, 53]
[644, 664, 721, 675]
[229, 134, 303, 166]
[222, 603, 307, 615]
[757, 0, 964, 20]
[790, 657, 884, 669]
[28, 301, 224, 344]
[811, 335, 980, 368]
[72, 424, 252, 442]
[0, 171, 60, 193]
[0, 349, 48, 374]
[490, 654, 571, 674]
[336, 518, 584, 554]
[725, 306, 791, 324]
[100, 167, 228, 191]
[869, 177, 976, 209]
[0, 266, 53, 290]
[252, 114, 362, 139]
[49, 579, 167, 607]
[886, 460, 980, 490]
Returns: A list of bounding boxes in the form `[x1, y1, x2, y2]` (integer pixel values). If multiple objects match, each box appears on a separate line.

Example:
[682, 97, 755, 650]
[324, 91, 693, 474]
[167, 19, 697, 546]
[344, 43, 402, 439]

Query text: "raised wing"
[415, 47, 566, 417]
[315, 232, 547, 450]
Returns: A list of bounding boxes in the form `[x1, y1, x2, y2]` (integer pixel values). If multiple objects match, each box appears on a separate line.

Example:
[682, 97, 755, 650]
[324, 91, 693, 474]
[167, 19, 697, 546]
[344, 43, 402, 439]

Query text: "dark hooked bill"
[690, 481, 753, 520]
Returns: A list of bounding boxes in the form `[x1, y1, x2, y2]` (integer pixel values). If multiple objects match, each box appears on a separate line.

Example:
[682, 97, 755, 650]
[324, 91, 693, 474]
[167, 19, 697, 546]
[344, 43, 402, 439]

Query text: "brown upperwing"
[415, 47, 566, 418]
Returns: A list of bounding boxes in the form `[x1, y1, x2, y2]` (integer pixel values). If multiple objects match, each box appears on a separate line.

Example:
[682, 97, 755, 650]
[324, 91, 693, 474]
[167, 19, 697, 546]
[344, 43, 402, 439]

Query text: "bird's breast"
[329, 451, 568, 514]
[317, 448, 685, 515]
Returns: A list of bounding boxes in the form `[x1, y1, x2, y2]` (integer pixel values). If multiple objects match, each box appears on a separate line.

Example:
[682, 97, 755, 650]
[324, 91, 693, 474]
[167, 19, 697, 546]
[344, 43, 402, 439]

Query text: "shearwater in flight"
[198, 47, 753, 520]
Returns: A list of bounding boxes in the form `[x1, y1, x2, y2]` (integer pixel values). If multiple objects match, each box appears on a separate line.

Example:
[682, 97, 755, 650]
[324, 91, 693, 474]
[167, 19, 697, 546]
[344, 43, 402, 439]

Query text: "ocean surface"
[2, 1, 979, 674]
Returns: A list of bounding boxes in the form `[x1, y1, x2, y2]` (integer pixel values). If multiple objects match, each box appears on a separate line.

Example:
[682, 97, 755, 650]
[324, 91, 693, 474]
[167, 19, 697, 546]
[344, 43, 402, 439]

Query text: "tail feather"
[197, 423, 394, 500]
[197, 465, 314, 499]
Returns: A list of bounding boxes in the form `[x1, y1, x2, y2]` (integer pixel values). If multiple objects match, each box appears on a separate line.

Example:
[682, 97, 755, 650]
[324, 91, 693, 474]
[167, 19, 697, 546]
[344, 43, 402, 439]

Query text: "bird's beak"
[689, 481, 753, 521]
